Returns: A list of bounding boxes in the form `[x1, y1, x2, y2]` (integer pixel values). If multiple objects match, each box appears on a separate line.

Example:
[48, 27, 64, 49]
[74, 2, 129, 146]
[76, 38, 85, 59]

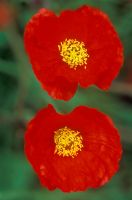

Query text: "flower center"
[58, 39, 89, 70]
[54, 126, 83, 158]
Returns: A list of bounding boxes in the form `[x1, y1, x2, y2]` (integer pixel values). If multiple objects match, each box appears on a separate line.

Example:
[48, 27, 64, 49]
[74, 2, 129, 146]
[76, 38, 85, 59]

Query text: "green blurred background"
[0, 0, 132, 199]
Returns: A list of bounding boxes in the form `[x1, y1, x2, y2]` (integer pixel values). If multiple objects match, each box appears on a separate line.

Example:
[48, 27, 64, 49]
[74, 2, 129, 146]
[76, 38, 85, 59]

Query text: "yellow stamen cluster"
[58, 39, 89, 70]
[54, 126, 83, 158]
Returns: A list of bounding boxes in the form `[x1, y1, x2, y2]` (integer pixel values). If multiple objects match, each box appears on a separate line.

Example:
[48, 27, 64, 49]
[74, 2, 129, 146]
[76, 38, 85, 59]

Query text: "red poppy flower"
[24, 105, 122, 192]
[24, 5, 123, 101]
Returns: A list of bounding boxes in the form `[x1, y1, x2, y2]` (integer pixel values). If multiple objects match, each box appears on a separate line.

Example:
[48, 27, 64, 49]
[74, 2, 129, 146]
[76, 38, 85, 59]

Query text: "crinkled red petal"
[24, 105, 122, 192]
[41, 76, 78, 101]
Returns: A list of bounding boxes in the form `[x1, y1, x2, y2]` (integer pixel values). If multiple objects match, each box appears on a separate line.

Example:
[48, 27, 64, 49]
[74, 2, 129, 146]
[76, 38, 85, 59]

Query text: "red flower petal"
[24, 105, 122, 192]
[24, 6, 123, 100]
[42, 76, 78, 101]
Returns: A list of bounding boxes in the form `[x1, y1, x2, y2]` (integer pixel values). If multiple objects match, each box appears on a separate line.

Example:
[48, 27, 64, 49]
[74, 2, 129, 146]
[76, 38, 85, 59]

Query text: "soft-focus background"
[0, 0, 132, 199]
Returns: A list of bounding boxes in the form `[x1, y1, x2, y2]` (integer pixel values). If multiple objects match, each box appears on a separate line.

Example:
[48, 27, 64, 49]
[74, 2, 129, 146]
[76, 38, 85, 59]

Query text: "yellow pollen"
[58, 39, 89, 70]
[54, 126, 83, 158]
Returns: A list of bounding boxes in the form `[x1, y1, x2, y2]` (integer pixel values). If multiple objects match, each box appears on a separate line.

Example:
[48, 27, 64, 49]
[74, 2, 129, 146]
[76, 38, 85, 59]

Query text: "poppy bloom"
[24, 105, 122, 192]
[24, 5, 123, 101]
